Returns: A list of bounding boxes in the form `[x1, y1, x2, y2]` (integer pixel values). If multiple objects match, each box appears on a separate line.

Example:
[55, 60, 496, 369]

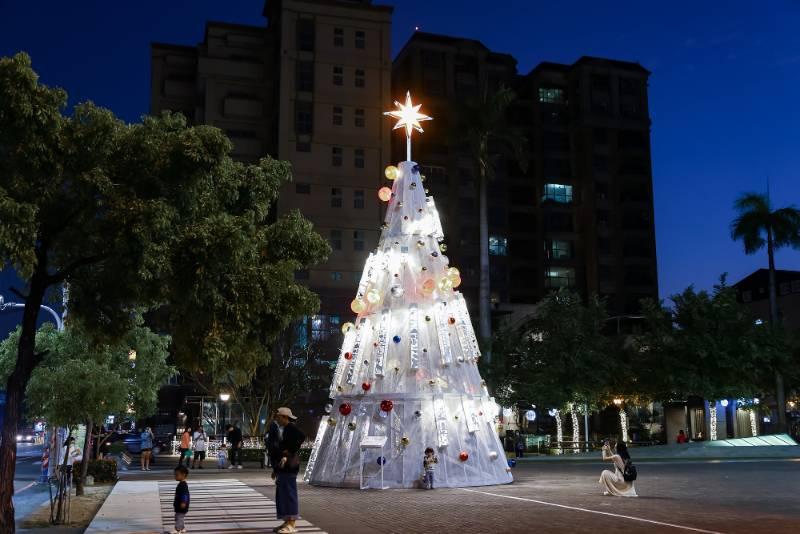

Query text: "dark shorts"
[193, 451, 206, 460]
[141, 448, 151, 453]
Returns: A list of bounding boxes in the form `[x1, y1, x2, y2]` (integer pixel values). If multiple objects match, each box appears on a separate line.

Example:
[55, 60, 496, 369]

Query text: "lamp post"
[219, 393, 230, 441]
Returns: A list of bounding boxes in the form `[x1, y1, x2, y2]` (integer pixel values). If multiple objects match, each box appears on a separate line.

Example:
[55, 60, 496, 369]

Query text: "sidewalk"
[86, 477, 327, 533]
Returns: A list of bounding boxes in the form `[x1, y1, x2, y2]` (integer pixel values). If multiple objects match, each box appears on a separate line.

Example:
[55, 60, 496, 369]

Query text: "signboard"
[360, 435, 387, 448]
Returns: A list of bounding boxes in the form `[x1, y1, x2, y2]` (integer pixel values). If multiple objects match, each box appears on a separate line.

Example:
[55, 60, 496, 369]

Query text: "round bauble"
[451, 275, 462, 288]
[341, 321, 355, 335]
[459, 451, 469, 462]
[351, 298, 366, 314]
[327, 417, 337, 426]
[366, 289, 381, 304]
[324, 404, 332, 414]
[416, 240, 425, 248]
[401, 436, 410, 446]
[489, 451, 498, 460]
[447, 267, 460, 279]
[380, 399, 394, 412]
[414, 410, 423, 418]
[392, 335, 401, 344]
[438, 277, 454, 291]
[421, 279, 436, 295]
[448, 316, 456, 325]
[339, 403, 352, 416]
[344, 351, 353, 360]
[391, 286, 404, 297]
[361, 382, 371, 392]
[440, 243, 448, 252]
[384, 165, 399, 180]
[377, 456, 386, 465]
[348, 422, 356, 431]
[378, 187, 392, 202]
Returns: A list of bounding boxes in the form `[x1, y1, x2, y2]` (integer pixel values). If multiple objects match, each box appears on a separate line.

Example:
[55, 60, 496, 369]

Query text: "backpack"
[621, 458, 637, 482]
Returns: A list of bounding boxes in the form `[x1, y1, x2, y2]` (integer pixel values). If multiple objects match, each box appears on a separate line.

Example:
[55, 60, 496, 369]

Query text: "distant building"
[392, 33, 658, 318]
[150, 0, 393, 341]
[734, 268, 800, 331]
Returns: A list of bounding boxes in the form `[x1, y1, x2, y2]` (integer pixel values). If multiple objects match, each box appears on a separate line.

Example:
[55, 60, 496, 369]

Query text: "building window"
[330, 271, 343, 281]
[296, 19, 315, 52]
[334, 27, 344, 47]
[353, 230, 365, 251]
[545, 239, 572, 260]
[355, 30, 365, 49]
[296, 141, 311, 152]
[333, 66, 343, 86]
[333, 106, 343, 126]
[331, 187, 343, 208]
[355, 69, 365, 88]
[295, 183, 311, 194]
[296, 61, 314, 92]
[354, 148, 365, 168]
[354, 189, 365, 209]
[542, 183, 573, 204]
[330, 229, 342, 250]
[295, 101, 313, 135]
[538, 87, 565, 104]
[489, 236, 508, 256]
[311, 314, 340, 341]
[545, 267, 575, 288]
[354, 108, 365, 127]
[332, 146, 342, 167]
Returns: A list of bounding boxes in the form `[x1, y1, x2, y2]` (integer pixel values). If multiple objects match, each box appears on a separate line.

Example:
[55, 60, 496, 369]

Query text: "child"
[217, 443, 228, 469]
[422, 447, 438, 489]
[172, 466, 190, 534]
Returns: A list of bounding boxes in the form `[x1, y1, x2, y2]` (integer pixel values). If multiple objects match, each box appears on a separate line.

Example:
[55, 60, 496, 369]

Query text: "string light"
[749, 409, 758, 437]
[570, 405, 580, 453]
[619, 409, 629, 443]
[709, 403, 718, 441]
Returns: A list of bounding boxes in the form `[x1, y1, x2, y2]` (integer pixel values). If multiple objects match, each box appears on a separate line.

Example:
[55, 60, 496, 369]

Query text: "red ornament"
[380, 399, 394, 412]
[344, 351, 353, 360]
[362, 382, 371, 392]
[459, 451, 469, 462]
[339, 403, 352, 416]
[448, 317, 456, 325]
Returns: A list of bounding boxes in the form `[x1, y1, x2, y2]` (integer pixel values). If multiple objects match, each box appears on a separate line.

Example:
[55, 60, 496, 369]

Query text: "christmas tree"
[304, 92, 512, 489]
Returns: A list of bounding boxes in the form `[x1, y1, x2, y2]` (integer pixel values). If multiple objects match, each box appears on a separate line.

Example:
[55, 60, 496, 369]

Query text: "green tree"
[456, 85, 529, 361]
[0, 53, 328, 529]
[731, 192, 800, 432]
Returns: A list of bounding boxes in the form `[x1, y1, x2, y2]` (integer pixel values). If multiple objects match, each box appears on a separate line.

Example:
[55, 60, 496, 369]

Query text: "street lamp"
[219, 393, 231, 439]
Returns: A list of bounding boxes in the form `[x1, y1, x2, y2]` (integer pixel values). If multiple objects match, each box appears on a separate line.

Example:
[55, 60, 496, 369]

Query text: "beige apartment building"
[151, 0, 393, 341]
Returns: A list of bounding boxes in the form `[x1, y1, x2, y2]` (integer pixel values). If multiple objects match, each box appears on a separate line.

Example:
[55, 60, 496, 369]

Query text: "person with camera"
[599, 439, 638, 497]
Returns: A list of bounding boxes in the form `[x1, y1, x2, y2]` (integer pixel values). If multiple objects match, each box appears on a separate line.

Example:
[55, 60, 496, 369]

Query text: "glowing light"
[613, 398, 623, 406]
[384, 165, 399, 180]
[720, 399, 729, 407]
[384, 91, 432, 161]
[554, 410, 563, 455]
[709, 404, 718, 441]
[219, 393, 230, 402]
[525, 410, 536, 422]
[619, 409, 629, 443]
[366, 289, 381, 304]
[570, 407, 580, 453]
[341, 322, 355, 334]
[749, 409, 758, 437]
[378, 187, 392, 201]
[351, 298, 366, 314]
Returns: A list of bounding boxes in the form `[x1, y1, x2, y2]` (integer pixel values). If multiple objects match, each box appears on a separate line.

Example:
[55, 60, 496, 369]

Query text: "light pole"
[0, 294, 64, 331]
[219, 393, 230, 441]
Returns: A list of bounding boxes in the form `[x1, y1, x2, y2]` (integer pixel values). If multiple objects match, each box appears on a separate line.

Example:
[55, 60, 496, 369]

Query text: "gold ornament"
[401, 437, 410, 446]
[341, 322, 355, 334]
[438, 276, 454, 291]
[451, 275, 462, 288]
[439, 243, 448, 252]
[351, 298, 366, 314]
[366, 289, 381, 304]
[348, 422, 356, 431]
[328, 417, 337, 426]
[384, 165, 399, 181]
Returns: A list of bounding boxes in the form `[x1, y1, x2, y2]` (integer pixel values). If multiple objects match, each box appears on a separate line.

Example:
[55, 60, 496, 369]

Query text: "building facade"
[150, 0, 393, 342]
[392, 33, 659, 317]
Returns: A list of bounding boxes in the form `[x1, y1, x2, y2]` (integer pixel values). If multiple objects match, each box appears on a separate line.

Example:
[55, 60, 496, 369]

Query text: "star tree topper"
[384, 91, 432, 161]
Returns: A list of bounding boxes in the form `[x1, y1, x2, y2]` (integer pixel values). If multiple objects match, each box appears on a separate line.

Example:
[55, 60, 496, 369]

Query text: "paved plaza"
[83, 458, 800, 533]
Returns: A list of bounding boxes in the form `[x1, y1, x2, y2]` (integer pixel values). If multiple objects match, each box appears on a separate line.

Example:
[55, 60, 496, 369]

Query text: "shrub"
[74, 459, 118, 482]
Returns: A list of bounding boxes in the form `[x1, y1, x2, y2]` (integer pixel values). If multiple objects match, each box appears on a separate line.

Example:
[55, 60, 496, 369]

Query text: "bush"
[74, 459, 117, 482]
[238, 448, 265, 463]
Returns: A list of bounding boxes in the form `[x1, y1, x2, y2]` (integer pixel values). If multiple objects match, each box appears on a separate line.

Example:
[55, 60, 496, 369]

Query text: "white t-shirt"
[192, 431, 207, 451]
[57, 444, 83, 466]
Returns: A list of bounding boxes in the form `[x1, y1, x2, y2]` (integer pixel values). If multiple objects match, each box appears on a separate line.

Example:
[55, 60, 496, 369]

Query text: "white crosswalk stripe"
[159, 479, 326, 533]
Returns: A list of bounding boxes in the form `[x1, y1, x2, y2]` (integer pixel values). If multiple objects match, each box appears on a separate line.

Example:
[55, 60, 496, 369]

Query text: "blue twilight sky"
[1, 0, 799, 313]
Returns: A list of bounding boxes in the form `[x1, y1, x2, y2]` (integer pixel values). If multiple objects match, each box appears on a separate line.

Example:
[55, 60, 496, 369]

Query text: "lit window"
[331, 188, 342, 208]
[545, 239, 572, 260]
[353, 230, 365, 251]
[355, 69, 365, 88]
[489, 236, 508, 256]
[311, 314, 340, 341]
[545, 267, 575, 288]
[330, 271, 343, 281]
[538, 87, 565, 104]
[334, 28, 344, 47]
[333, 106, 343, 126]
[353, 190, 365, 209]
[333, 65, 343, 86]
[355, 30, 365, 49]
[354, 108, 365, 127]
[332, 146, 342, 167]
[543, 183, 573, 204]
[354, 148, 365, 168]
[330, 229, 342, 250]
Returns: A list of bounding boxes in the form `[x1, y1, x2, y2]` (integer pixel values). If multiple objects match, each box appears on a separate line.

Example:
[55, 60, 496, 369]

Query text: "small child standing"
[217, 443, 228, 469]
[172, 466, 190, 534]
[422, 447, 438, 490]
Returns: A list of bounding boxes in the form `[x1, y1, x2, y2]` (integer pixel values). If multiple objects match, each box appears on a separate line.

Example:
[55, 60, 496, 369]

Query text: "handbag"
[621, 458, 637, 482]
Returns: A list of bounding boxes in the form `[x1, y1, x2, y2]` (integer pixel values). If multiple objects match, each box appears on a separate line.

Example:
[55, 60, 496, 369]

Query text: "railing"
[170, 436, 265, 456]
[543, 439, 660, 455]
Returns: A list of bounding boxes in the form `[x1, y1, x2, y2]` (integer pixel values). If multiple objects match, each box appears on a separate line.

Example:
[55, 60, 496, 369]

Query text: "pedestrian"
[422, 447, 438, 489]
[226, 424, 243, 469]
[676, 429, 688, 444]
[140, 426, 155, 471]
[515, 438, 525, 458]
[177, 427, 192, 467]
[599, 440, 637, 497]
[57, 436, 83, 484]
[191, 427, 207, 469]
[217, 443, 228, 469]
[171, 465, 190, 534]
[271, 407, 305, 534]
[265, 414, 281, 469]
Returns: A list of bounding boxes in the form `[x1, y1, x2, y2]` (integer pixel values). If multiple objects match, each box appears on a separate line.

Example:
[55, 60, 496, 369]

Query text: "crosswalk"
[158, 479, 326, 533]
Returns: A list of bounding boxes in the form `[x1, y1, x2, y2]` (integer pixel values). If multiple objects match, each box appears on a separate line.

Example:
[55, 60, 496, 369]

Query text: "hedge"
[74, 459, 118, 482]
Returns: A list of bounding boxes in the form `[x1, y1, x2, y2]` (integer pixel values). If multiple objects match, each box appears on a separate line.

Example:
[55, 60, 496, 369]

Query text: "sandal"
[277, 526, 297, 534]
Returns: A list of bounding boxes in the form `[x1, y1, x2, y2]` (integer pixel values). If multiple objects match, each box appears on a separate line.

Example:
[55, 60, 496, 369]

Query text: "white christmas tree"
[304, 92, 512, 489]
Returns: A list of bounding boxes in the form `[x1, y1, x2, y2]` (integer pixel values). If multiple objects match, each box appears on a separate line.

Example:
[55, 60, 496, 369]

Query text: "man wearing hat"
[271, 407, 305, 534]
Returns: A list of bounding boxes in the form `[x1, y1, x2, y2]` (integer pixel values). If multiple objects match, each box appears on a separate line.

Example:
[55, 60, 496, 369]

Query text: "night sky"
[1, 0, 799, 320]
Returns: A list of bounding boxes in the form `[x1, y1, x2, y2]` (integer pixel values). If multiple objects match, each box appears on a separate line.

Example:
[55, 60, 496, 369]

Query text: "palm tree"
[731, 191, 800, 432]
[457, 85, 529, 362]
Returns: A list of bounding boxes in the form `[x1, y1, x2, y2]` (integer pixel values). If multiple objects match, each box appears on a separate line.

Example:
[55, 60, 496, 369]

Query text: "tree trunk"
[766, 231, 787, 433]
[76, 419, 93, 497]
[478, 159, 492, 363]
[0, 271, 48, 534]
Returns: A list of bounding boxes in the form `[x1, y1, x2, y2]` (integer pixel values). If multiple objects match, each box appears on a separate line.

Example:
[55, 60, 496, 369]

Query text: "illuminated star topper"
[384, 91, 432, 161]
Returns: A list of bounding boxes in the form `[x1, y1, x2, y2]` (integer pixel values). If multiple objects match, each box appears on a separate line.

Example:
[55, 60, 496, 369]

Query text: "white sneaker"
[228, 465, 234, 469]
[237, 465, 243, 469]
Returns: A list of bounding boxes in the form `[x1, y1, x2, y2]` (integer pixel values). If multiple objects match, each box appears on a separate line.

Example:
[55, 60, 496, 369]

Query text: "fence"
[170, 436, 265, 456]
